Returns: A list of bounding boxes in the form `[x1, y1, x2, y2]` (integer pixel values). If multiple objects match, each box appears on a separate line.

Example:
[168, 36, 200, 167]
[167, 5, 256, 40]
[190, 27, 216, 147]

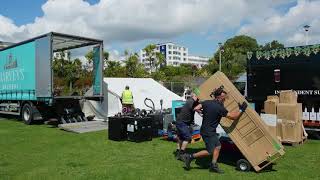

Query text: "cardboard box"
[276, 119, 282, 141]
[267, 95, 279, 101]
[199, 71, 284, 172]
[277, 103, 302, 122]
[280, 119, 303, 143]
[264, 99, 278, 114]
[279, 90, 297, 104]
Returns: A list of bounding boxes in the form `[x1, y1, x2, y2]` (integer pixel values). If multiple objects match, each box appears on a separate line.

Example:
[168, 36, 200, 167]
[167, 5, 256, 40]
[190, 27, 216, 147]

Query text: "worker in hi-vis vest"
[121, 85, 134, 113]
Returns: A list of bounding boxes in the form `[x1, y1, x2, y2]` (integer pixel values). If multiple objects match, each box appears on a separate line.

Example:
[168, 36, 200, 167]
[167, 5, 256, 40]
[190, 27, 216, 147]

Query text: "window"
[183, 53, 186, 56]
[169, 56, 172, 60]
[183, 58, 186, 61]
[168, 45, 172, 49]
[169, 51, 172, 54]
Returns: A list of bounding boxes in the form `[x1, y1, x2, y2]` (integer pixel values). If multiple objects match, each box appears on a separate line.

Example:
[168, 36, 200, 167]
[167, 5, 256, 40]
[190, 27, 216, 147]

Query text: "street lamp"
[303, 25, 311, 45]
[218, 42, 224, 72]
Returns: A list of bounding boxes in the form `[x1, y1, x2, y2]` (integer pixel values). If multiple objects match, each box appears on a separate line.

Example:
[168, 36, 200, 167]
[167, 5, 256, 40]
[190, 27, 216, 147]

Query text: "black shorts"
[176, 121, 192, 141]
[202, 133, 221, 154]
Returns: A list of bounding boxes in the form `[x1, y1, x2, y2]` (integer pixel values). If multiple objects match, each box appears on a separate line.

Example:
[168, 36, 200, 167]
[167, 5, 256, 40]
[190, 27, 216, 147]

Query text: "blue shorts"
[176, 121, 192, 141]
[202, 133, 221, 154]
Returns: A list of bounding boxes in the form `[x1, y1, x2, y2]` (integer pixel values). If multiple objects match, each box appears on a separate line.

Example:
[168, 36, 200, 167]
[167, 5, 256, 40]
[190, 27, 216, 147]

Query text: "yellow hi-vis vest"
[122, 90, 133, 104]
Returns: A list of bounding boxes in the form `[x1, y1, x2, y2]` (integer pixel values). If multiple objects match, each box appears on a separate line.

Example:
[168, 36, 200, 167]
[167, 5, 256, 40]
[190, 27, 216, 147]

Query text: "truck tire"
[22, 103, 33, 125]
[236, 159, 251, 172]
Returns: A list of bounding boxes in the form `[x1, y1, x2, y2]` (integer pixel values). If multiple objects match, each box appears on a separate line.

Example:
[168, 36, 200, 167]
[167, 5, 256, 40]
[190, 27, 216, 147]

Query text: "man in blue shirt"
[183, 86, 247, 174]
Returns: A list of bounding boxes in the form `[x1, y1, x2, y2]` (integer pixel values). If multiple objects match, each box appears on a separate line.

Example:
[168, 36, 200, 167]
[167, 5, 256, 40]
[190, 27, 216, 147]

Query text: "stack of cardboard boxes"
[263, 90, 305, 144]
[263, 96, 279, 138]
[277, 90, 304, 143]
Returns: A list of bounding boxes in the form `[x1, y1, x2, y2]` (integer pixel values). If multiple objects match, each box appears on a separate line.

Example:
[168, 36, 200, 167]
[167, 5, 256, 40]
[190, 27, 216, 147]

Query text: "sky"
[0, 0, 319, 60]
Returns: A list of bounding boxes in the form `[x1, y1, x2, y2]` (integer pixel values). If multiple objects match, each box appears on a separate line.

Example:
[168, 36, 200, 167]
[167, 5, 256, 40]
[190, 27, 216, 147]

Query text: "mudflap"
[53, 99, 88, 124]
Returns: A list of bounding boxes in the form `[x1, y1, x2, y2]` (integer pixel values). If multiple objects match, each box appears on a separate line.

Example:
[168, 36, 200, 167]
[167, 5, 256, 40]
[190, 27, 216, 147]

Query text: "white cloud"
[0, 0, 247, 42]
[238, 0, 320, 46]
[0, 0, 318, 50]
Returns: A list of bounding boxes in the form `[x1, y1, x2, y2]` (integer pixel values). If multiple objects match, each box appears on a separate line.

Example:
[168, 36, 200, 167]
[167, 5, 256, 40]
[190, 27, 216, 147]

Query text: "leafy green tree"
[85, 50, 109, 68]
[125, 53, 148, 77]
[155, 52, 166, 70]
[260, 40, 285, 50]
[104, 61, 126, 77]
[143, 44, 157, 72]
[213, 35, 259, 79]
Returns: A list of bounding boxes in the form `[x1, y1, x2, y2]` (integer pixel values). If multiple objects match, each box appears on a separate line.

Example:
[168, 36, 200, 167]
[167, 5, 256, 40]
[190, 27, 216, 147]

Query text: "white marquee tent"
[82, 78, 184, 119]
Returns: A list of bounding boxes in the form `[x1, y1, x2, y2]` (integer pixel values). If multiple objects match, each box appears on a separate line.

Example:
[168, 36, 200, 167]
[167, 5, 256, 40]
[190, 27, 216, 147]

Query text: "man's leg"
[183, 135, 212, 169]
[212, 147, 220, 164]
[174, 136, 182, 159]
[176, 122, 192, 160]
[209, 134, 224, 174]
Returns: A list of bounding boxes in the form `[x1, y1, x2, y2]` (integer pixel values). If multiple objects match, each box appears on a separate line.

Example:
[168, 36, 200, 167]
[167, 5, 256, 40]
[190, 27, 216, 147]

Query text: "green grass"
[0, 119, 319, 180]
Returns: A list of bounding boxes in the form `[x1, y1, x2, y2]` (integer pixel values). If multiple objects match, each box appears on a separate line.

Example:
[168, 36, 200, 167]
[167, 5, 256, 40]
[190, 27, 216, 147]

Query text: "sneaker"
[183, 154, 193, 170]
[209, 163, 224, 174]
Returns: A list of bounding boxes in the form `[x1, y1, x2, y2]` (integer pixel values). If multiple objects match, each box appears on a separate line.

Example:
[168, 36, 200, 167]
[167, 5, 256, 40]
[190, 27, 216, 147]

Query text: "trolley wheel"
[22, 103, 33, 125]
[236, 159, 251, 172]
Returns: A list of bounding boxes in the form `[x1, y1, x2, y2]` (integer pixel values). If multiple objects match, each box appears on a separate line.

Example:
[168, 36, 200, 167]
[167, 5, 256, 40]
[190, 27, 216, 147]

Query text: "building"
[140, 42, 208, 71]
[187, 55, 209, 68]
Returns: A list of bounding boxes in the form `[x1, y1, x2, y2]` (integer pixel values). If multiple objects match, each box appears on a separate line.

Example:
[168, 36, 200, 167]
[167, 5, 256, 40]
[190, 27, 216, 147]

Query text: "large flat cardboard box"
[279, 90, 297, 104]
[264, 99, 278, 114]
[277, 103, 302, 122]
[280, 119, 303, 143]
[199, 71, 284, 172]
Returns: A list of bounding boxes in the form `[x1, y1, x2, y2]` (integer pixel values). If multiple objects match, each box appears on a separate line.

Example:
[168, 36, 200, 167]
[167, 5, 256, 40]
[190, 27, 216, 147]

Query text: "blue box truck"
[0, 32, 104, 124]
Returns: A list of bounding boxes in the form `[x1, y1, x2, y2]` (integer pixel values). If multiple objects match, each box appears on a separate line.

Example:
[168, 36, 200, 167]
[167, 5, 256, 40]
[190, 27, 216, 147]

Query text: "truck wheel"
[22, 103, 33, 125]
[236, 159, 251, 172]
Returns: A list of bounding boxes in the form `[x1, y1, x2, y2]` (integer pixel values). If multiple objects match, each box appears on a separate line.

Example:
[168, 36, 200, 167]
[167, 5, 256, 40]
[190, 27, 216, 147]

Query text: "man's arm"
[226, 111, 242, 120]
[226, 102, 248, 120]
[193, 104, 202, 113]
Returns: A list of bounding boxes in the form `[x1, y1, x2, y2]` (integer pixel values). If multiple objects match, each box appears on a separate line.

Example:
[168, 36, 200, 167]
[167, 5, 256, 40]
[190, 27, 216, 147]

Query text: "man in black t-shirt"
[174, 88, 201, 160]
[183, 86, 248, 174]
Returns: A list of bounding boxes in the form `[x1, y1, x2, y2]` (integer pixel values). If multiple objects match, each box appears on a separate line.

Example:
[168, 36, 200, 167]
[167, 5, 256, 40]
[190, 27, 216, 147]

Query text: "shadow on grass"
[183, 147, 277, 173]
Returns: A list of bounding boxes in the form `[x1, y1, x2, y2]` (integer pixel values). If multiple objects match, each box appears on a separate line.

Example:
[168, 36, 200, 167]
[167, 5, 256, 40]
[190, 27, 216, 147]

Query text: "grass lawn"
[0, 118, 319, 180]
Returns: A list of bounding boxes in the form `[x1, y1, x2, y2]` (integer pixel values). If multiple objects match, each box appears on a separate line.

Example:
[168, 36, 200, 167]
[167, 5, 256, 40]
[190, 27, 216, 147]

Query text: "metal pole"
[306, 30, 309, 45]
[219, 50, 221, 71]
[303, 25, 310, 46]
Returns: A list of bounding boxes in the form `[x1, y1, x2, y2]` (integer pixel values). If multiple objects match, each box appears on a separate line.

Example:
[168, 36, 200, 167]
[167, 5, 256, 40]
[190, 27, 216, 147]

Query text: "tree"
[202, 57, 219, 75]
[125, 53, 148, 78]
[155, 52, 166, 70]
[260, 40, 285, 51]
[143, 44, 157, 72]
[213, 35, 259, 79]
[85, 50, 109, 68]
[104, 61, 126, 77]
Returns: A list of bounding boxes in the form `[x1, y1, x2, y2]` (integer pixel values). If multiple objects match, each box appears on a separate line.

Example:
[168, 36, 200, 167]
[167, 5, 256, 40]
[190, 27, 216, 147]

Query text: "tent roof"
[0, 32, 103, 52]
[104, 77, 183, 110]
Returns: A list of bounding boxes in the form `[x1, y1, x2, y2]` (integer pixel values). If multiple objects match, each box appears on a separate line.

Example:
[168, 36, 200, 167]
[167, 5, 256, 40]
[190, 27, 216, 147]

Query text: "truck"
[246, 44, 320, 138]
[0, 32, 104, 124]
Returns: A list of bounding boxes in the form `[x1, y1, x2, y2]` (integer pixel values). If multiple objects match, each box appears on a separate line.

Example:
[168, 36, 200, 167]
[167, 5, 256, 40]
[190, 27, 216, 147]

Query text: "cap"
[193, 87, 200, 96]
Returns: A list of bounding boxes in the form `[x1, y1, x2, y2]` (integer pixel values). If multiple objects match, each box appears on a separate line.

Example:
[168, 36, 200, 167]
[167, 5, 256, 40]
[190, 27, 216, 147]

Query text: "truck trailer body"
[247, 44, 320, 136]
[0, 32, 104, 124]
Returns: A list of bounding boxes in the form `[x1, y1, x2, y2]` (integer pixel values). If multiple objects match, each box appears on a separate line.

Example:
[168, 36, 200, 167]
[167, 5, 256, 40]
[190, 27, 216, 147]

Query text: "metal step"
[58, 121, 108, 133]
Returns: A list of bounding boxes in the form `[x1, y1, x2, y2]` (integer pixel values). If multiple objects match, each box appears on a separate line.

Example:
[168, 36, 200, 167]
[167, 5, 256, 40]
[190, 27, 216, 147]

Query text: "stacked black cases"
[148, 113, 164, 137]
[108, 116, 128, 141]
[127, 116, 153, 142]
